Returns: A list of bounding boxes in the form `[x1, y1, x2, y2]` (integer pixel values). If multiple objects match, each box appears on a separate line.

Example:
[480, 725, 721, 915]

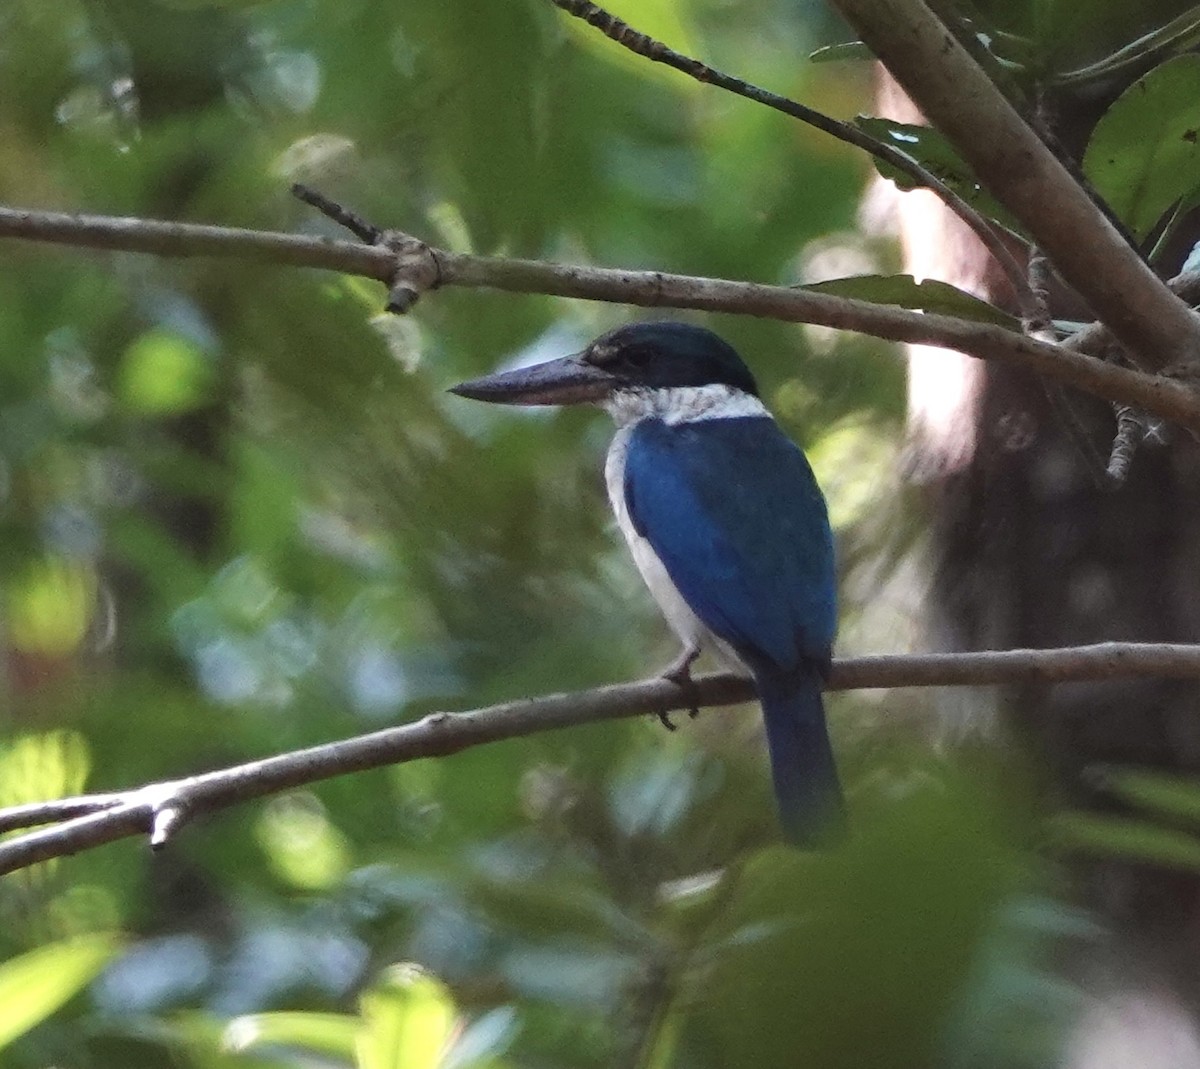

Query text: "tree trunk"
[876, 56, 1200, 1003]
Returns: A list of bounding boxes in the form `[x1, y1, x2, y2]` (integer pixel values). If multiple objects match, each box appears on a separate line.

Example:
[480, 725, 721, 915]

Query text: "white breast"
[604, 419, 744, 672]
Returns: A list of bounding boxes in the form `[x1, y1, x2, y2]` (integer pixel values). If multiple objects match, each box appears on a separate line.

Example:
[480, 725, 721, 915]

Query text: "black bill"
[449, 354, 615, 406]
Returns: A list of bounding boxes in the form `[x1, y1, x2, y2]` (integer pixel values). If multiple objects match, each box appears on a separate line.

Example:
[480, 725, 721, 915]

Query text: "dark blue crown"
[584, 322, 760, 397]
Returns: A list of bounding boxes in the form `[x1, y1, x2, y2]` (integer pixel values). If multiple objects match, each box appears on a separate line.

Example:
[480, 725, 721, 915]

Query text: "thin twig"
[0, 203, 1197, 431]
[550, 0, 1037, 318]
[7, 642, 1200, 875]
[290, 182, 380, 243]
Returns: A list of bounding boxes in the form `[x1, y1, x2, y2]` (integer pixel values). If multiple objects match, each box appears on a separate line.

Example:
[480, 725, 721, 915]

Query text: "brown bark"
[876, 21, 1200, 992]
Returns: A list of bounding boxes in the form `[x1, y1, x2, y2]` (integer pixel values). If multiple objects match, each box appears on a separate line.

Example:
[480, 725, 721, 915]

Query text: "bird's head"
[449, 322, 760, 410]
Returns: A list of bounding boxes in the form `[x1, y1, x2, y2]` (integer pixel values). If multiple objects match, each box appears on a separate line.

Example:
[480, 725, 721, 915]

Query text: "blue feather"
[757, 671, 845, 846]
[623, 416, 842, 843]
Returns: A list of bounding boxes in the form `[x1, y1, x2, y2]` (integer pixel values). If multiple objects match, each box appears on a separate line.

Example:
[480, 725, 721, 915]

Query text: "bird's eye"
[586, 342, 652, 375]
[611, 347, 651, 372]
[587, 343, 620, 367]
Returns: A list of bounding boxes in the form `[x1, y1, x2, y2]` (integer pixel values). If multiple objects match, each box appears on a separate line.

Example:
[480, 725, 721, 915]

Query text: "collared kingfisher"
[451, 322, 842, 846]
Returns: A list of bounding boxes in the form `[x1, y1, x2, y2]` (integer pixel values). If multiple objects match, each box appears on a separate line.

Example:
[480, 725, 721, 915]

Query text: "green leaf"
[5, 557, 96, 656]
[854, 116, 1024, 235]
[800, 274, 1019, 328]
[1090, 766, 1200, 825]
[1048, 811, 1200, 871]
[1057, 6, 1200, 87]
[0, 934, 122, 1050]
[118, 328, 215, 415]
[224, 1012, 358, 1060]
[808, 41, 872, 63]
[357, 965, 457, 1069]
[1083, 54, 1200, 241]
[0, 729, 90, 810]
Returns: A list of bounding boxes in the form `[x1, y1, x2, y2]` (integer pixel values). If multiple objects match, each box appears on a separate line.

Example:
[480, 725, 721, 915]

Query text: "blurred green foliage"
[2, 0, 1197, 1066]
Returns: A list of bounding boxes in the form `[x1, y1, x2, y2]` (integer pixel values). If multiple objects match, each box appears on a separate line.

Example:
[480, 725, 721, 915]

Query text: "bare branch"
[1105, 404, 1147, 486]
[1024, 247, 1053, 336]
[828, 0, 1200, 372]
[7, 642, 1200, 876]
[549, 0, 1037, 318]
[0, 203, 395, 278]
[435, 253, 1200, 431]
[0, 794, 126, 834]
[0, 203, 1197, 431]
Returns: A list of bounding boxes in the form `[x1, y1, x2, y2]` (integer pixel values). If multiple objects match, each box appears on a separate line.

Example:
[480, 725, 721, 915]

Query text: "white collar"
[602, 383, 769, 428]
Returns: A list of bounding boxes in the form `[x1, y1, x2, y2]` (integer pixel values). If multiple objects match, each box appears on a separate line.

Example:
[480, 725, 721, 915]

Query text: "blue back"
[623, 416, 836, 676]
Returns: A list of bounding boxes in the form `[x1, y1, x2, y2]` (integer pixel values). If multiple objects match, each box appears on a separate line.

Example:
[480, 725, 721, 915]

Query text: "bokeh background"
[1, 0, 1191, 1066]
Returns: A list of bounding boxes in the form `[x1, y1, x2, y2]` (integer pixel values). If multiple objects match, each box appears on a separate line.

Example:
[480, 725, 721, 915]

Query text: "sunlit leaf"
[0, 934, 122, 1050]
[0, 730, 90, 809]
[5, 557, 96, 656]
[255, 793, 352, 891]
[1083, 54, 1200, 241]
[357, 964, 457, 1069]
[223, 1011, 359, 1060]
[118, 328, 215, 415]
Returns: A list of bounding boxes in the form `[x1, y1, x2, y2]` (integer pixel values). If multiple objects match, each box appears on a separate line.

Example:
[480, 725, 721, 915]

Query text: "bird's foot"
[656, 646, 701, 729]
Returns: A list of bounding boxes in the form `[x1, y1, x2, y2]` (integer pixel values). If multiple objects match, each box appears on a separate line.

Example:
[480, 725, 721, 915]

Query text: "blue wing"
[624, 416, 836, 675]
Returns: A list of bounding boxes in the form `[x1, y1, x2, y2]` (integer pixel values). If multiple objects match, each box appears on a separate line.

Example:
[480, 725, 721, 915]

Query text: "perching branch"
[827, 0, 1200, 373]
[2, 202, 1199, 433]
[7, 642, 1200, 875]
[548, 0, 1038, 319]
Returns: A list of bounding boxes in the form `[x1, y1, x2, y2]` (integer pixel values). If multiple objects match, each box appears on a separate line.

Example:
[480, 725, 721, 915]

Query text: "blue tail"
[756, 670, 844, 847]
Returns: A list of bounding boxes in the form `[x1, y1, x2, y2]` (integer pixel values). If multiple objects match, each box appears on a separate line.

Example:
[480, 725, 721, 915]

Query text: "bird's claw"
[657, 646, 701, 728]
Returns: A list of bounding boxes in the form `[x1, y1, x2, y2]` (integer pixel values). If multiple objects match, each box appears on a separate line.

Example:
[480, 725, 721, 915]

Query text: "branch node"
[380, 231, 442, 314]
[150, 804, 187, 849]
[289, 184, 440, 312]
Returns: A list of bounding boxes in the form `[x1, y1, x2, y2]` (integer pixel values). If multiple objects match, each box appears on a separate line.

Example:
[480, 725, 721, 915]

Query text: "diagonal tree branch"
[827, 0, 1200, 373]
[549, 0, 1037, 319]
[1, 203, 1198, 432]
[7, 642, 1200, 875]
